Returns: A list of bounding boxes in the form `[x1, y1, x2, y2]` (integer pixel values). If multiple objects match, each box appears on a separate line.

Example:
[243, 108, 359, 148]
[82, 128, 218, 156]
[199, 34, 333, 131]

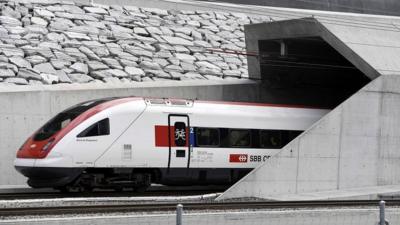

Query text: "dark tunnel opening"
[258, 37, 371, 109]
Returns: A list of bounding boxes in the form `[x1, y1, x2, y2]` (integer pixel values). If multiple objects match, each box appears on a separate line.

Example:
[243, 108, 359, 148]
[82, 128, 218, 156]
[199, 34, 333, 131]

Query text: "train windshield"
[34, 113, 80, 141]
[33, 98, 117, 141]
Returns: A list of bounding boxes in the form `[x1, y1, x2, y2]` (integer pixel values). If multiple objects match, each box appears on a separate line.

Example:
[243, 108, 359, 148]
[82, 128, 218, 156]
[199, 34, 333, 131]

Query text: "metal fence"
[171, 201, 397, 225]
[0, 201, 399, 225]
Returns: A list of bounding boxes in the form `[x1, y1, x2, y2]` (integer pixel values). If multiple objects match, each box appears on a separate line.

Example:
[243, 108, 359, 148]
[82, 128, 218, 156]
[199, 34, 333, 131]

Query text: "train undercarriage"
[16, 166, 156, 192]
[58, 169, 154, 192]
[16, 166, 251, 192]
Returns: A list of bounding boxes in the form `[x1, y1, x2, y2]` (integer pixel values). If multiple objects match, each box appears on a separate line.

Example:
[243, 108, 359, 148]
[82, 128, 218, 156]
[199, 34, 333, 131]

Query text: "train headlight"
[42, 138, 55, 152]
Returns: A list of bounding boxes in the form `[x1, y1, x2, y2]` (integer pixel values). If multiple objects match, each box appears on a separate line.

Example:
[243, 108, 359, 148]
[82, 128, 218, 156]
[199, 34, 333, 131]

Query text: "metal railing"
[175, 201, 392, 225]
[380, 200, 389, 225]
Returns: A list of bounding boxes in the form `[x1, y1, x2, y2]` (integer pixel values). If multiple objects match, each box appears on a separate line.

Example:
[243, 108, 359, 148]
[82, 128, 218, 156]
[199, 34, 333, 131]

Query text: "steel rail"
[0, 189, 223, 200]
[1, 200, 400, 217]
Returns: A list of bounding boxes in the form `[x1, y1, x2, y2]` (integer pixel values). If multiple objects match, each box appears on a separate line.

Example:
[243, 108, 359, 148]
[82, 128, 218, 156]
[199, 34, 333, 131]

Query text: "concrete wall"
[218, 75, 400, 200]
[0, 80, 261, 186]
[93, 0, 400, 17]
[92, 0, 400, 22]
[195, 0, 400, 17]
[244, 19, 390, 81]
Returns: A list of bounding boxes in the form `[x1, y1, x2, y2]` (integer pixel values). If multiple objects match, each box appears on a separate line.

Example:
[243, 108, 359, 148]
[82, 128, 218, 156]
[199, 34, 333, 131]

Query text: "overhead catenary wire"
[0, 31, 394, 74]
[0, 36, 371, 72]
[1, 19, 399, 58]
[1, 37, 397, 74]
[260, 59, 359, 70]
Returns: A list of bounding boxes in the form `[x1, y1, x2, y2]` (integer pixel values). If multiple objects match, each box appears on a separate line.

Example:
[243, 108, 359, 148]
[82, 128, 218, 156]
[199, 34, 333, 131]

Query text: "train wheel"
[114, 186, 123, 192]
[134, 185, 149, 193]
[56, 186, 72, 193]
[82, 185, 94, 193]
[131, 172, 151, 193]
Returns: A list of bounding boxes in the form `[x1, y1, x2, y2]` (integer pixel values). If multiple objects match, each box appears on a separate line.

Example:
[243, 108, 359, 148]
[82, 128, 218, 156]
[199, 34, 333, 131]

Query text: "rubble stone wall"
[0, 0, 267, 85]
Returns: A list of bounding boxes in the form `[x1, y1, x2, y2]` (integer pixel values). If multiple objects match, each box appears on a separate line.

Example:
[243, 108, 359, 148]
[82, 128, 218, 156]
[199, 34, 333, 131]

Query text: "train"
[14, 97, 328, 192]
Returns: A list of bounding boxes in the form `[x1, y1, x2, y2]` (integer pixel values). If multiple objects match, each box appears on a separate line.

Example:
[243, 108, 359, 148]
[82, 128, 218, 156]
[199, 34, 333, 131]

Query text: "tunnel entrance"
[258, 37, 370, 109]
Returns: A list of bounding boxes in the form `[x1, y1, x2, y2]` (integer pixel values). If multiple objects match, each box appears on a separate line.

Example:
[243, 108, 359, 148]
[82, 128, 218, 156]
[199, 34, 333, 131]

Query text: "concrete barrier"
[218, 75, 400, 200]
[0, 80, 260, 186]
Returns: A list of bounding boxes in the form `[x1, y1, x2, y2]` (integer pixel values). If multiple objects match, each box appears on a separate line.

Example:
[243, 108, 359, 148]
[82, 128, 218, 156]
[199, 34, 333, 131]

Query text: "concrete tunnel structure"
[218, 16, 400, 200]
[1, 0, 400, 195]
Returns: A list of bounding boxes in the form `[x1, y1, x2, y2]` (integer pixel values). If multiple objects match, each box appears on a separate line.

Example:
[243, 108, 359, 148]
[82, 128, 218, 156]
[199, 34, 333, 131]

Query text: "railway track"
[0, 189, 224, 200]
[1, 200, 400, 217]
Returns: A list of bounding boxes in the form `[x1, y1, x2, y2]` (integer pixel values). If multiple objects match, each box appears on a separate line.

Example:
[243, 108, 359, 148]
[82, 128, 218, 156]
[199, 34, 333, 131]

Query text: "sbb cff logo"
[229, 154, 248, 163]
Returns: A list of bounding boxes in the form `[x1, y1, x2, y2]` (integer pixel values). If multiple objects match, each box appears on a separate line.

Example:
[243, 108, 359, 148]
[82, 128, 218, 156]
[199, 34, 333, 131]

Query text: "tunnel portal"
[258, 37, 370, 108]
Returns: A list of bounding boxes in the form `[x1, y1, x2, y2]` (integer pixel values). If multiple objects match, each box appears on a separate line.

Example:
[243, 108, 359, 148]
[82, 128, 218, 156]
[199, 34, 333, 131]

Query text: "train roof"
[72, 96, 329, 110]
[62, 97, 121, 114]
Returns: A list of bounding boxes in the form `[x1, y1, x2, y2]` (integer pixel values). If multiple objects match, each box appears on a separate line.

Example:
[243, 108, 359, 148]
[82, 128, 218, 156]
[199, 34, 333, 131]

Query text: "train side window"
[251, 129, 260, 148]
[260, 130, 281, 148]
[77, 118, 110, 137]
[229, 129, 251, 147]
[196, 128, 219, 147]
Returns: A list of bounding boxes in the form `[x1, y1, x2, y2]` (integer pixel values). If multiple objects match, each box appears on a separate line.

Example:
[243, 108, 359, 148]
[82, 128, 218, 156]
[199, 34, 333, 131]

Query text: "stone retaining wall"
[0, 0, 267, 85]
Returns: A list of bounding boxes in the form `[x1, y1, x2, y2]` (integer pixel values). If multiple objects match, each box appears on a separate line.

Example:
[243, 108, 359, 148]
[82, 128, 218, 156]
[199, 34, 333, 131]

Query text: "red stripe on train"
[154, 125, 188, 147]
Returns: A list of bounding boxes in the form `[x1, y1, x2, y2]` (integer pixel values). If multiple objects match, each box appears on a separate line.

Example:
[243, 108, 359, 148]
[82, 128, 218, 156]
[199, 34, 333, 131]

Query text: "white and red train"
[14, 97, 328, 191]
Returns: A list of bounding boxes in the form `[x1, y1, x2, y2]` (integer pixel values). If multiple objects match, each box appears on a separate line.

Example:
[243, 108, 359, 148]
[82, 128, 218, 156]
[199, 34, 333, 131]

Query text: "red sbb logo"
[229, 154, 248, 163]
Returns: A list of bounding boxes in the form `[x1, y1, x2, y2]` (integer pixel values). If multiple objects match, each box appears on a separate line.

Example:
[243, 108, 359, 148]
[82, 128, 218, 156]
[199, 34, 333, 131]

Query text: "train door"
[167, 114, 191, 171]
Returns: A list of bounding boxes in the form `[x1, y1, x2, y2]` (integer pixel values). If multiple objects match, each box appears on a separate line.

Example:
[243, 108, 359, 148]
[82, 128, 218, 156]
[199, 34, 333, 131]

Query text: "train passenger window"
[77, 118, 110, 137]
[196, 128, 220, 147]
[229, 129, 251, 147]
[260, 130, 281, 148]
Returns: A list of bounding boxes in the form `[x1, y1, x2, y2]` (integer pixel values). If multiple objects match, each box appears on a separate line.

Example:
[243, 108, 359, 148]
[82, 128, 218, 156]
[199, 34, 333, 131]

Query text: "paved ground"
[1, 207, 399, 225]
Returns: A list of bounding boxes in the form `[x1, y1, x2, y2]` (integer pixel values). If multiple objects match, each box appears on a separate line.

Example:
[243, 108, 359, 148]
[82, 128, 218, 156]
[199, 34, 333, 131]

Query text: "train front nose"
[14, 137, 82, 188]
[16, 136, 56, 160]
[14, 161, 83, 188]
[14, 157, 36, 172]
